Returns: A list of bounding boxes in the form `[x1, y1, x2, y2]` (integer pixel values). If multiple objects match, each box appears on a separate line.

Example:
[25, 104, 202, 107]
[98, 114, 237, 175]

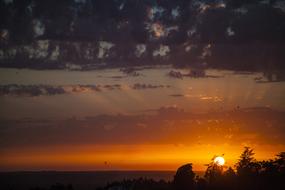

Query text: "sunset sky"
[1, 0, 285, 172]
[1, 67, 285, 171]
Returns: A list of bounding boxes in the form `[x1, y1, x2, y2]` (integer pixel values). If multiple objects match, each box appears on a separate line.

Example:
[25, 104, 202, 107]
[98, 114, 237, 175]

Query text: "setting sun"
[214, 156, 225, 166]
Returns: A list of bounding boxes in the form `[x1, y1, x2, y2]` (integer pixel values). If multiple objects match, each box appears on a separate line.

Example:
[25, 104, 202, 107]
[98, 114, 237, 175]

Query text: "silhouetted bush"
[173, 164, 195, 190]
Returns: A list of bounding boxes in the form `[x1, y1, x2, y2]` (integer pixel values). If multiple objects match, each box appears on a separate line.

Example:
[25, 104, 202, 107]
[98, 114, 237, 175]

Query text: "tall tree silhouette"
[173, 164, 195, 190]
[236, 147, 260, 176]
[235, 147, 260, 189]
[204, 158, 224, 190]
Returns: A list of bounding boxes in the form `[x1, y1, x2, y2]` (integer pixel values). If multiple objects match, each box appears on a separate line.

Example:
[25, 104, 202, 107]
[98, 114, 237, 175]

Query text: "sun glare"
[214, 156, 225, 166]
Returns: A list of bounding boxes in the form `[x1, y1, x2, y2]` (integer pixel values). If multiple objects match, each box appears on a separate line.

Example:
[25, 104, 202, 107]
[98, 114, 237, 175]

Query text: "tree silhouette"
[258, 152, 285, 190]
[204, 158, 224, 190]
[236, 147, 260, 177]
[173, 164, 195, 190]
[235, 147, 261, 189]
[96, 148, 285, 190]
[6, 148, 285, 190]
[222, 167, 237, 190]
[195, 176, 206, 190]
[275, 152, 285, 173]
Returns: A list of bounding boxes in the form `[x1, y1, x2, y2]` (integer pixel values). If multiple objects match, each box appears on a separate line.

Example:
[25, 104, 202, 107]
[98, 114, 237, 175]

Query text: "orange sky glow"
[1, 144, 284, 171]
[0, 68, 285, 172]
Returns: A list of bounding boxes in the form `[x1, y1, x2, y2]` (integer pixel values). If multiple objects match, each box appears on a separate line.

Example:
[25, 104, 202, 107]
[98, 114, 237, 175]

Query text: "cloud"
[118, 2, 125, 10]
[193, 1, 226, 14]
[199, 95, 223, 102]
[168, 70, 183, 79]
[0, 83, 172, 96]
[169, 94, 223, 102]
[273, 1, 285, 13]
[234, 7, 248, 15]
[23, 40, 49, 59]
[200, 44, 212, 59]
[147, 22, 166, 38]
[74, 0, 86, 3]
[32, 19, 45, 38]
[153, 45, 170, 57]
[147, 6, 165, 20]
[132, 83, 171, 90]
[120, 67, 142, 76]
[50, 45, 60, 61]
[3, 0, 13, 5]
[171, 7, 180, 19]
[146, 23, 178, 39]
[1, 1, 285, 73]
[0, 85, 66, 97]
[65, 63, 82, 70]
[170, 94, 185, 97]
[135, 44, 146, 58]
[0, 84, 111, 96]
[98, 41, 115, 59]
[167, 69, 223, 79]
[226, 27, 235, 37]
[1, 107, 284, 149]
[0, 29, 9, 41]
[254, 71, 285, 83]
[187, 27, 197, 37]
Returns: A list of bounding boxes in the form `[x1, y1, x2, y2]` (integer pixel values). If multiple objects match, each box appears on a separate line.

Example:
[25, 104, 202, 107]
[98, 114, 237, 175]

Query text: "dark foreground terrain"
[0, 171, 176, 190]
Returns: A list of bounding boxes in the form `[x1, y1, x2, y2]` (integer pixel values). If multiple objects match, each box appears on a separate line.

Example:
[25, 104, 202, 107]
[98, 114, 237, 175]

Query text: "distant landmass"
[0, 171, 179, 190]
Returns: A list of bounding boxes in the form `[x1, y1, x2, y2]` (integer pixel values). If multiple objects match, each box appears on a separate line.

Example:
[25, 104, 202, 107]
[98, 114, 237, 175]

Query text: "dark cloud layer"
[0, 84, 171, 96]
[0, 0, 285, 72]
[167, 69, 223, 79]
[1, 107, 284, 149]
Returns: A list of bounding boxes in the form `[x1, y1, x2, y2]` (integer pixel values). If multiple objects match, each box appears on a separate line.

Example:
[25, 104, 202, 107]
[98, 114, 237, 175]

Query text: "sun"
[214, 156, 225, 166]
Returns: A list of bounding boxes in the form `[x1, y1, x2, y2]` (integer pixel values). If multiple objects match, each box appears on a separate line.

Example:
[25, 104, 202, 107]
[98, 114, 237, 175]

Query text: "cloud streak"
[0, 83, 171, 97]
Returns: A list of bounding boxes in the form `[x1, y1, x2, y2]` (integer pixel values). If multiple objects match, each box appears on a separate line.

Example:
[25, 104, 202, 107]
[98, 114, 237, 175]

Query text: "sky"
[0, 0, 285, 172]
[1, 67, 285, 171]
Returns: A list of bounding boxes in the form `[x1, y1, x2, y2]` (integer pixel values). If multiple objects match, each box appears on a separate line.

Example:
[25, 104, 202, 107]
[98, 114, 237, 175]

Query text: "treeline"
[18, 147, 285, 190]
[98, 147, 285, 190]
